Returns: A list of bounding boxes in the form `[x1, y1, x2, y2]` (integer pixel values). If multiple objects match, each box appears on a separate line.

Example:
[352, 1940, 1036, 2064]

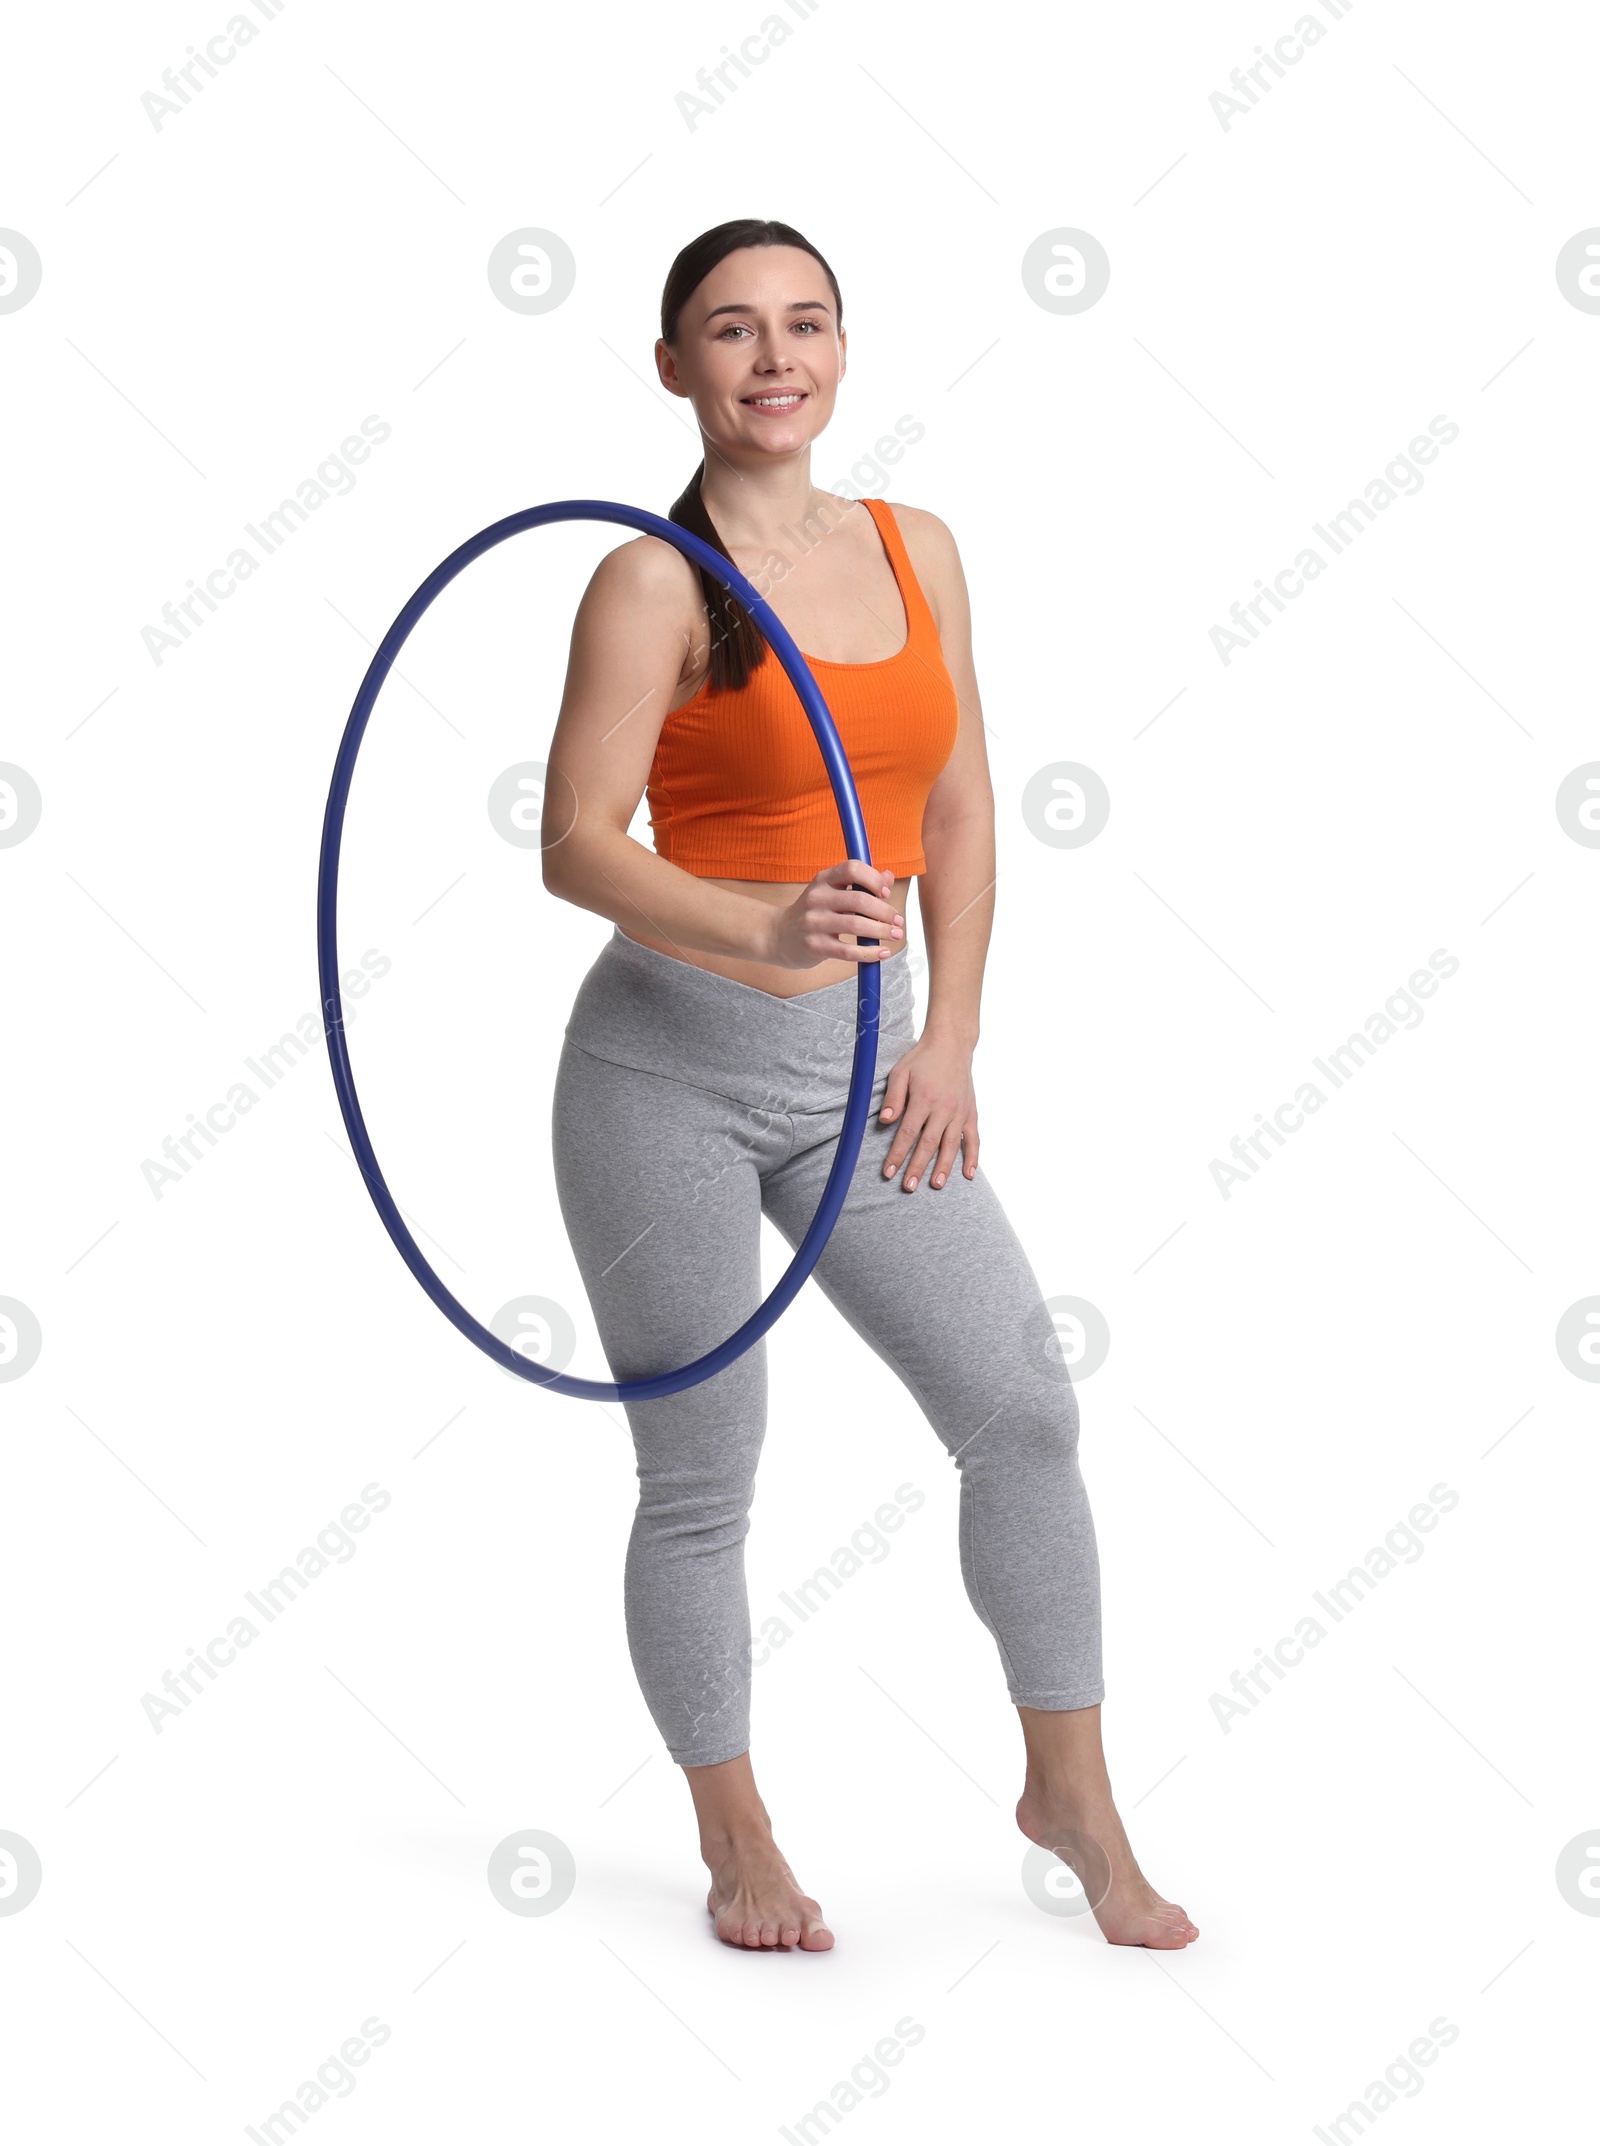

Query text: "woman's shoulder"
[589, 528, 704, 607]
[874, 497, 955, 543]
[578, 530, 706, 654]
[872, 500, 965, 632]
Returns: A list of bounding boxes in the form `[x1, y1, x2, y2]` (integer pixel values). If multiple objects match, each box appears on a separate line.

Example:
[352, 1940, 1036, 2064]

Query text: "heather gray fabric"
[552, 926, 1104, 1767]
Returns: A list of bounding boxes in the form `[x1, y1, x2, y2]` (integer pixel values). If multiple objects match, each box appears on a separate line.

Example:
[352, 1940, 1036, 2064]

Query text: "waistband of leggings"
[562, 926, 917, 1110]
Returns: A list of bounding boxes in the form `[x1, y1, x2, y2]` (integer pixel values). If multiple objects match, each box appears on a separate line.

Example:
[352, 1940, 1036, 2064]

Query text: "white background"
[3, 0, 1596, 2138]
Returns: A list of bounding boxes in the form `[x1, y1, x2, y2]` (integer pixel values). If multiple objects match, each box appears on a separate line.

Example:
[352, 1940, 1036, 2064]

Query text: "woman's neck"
[698, 448, 824, 552]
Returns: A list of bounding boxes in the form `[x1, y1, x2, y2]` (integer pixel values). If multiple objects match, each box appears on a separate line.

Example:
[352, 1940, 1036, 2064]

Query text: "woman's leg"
[762, 1081, 1198, 1948]
[1014, 1703, 1198, 1946]
[551, 1040, 773, 1767]
[762, 1081, 1104, 1710]
[550, 1036, 832, 1948]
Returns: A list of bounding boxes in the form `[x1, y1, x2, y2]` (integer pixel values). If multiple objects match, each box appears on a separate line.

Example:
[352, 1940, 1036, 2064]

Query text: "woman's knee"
[632, 1458, 760, 1556]
[966, 1369, 1081, 1482]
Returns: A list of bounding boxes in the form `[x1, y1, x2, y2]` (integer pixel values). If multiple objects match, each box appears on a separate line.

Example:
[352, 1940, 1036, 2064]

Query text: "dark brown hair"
[661, 219, 844, 693]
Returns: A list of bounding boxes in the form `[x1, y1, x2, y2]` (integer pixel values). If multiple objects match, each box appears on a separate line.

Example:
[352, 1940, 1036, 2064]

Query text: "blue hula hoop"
[317, 499, 883, 1402]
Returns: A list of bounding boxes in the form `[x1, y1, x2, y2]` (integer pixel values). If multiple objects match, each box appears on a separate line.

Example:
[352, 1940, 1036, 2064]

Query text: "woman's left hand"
[877, 1033, 979, 1192]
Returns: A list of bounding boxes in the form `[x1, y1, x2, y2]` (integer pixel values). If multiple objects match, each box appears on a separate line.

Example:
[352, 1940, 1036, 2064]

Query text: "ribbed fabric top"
[645, 497, 960, 881]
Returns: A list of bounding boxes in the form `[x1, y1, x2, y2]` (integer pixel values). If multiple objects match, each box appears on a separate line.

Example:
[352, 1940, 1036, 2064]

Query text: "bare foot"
[685, 1751, 833, 1951]
[1016, 1783, 1198, 1949]
[703, 1829, 833, 1951]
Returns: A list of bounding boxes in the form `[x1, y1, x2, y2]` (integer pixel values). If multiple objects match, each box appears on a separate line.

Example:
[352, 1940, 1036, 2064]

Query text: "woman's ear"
[655, 337, 688, 398]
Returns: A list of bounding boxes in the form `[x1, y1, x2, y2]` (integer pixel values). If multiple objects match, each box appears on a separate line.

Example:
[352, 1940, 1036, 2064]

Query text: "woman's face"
[656, 245, 845, 464]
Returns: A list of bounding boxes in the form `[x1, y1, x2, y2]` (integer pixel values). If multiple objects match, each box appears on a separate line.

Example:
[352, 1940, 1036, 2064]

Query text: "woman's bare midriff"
[620, 874, 912, 999]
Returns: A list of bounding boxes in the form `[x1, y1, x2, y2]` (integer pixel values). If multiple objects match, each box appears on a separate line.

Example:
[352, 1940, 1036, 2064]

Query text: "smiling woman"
[537, 217, 1197, 1958]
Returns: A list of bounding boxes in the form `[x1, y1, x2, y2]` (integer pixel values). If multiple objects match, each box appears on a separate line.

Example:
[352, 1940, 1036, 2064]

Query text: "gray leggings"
[551, 927, 1104, 1767]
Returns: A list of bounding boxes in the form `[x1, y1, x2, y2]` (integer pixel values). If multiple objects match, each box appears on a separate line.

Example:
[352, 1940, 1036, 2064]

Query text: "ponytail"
[666, 460, 768, 695]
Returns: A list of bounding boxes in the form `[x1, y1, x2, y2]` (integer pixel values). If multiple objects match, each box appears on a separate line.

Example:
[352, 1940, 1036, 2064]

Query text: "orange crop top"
[645, 497, 960, 881]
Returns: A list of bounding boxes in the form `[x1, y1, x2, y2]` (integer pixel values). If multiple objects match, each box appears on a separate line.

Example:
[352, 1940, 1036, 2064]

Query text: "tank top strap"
[860, 496, 941, 653]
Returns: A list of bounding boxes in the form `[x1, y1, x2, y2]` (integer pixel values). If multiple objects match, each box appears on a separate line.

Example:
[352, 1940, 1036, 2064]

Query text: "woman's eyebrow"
[701, 299, 832, 320]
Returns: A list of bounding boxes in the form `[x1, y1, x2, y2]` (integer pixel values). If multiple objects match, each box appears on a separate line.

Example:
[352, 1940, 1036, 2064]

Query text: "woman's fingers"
[814, 901, 900, 930]
[819, 862, 901, 922]
[819, 918, 902, 945]
[886, 1100, 968, 1191]
[875, 1038, 981, 1192]
[771, 863, 902, 970]
[824, 858, 894, 893]
[805, 904, 904, 951]
[818, 884, 902, 929]
[883, 1100, 931, 1181]
[806, 912, 900, 951]
[814, 939, 897, 962]
[899, 1119, 948, 1192]
[928, 1119, 967, 1190]
[776, 863, 904, 965]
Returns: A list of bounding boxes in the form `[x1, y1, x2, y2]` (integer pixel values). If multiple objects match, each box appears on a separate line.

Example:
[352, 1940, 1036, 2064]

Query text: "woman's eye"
[718, 319, 824, 338]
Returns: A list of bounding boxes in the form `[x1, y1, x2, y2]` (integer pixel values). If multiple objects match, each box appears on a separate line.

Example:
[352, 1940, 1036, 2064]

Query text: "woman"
[542, 219, 1197, 1953]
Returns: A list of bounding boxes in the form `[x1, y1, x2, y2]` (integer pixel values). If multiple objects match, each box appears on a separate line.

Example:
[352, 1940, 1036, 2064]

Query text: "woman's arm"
[541, 538, 902, 966]
[877, 509, 996, 1191]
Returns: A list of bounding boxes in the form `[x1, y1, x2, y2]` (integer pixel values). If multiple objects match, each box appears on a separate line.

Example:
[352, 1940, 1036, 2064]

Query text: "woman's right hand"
[763, 860, 905, 969]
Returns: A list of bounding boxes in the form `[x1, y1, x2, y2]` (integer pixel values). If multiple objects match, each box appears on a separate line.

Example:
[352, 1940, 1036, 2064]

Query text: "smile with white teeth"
[743, 391, 806, 407]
